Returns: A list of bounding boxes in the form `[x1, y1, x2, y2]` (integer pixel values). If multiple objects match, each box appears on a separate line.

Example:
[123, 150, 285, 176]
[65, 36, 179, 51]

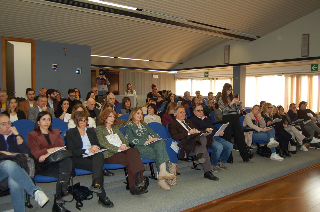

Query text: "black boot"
[289, 138, 299, 146]
[52, 197, 71, 212]
[283, 150, 291, 158]
[56, 182, 73, 203]
[227, 152, 233, 163]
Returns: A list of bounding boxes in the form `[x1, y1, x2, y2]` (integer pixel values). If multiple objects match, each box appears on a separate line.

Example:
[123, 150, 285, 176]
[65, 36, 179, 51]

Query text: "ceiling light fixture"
[88, 0, 137, 10]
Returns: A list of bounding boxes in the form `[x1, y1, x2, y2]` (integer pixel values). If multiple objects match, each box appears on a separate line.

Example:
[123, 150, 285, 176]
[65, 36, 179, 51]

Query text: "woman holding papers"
[65, 111, 114, 208]
[27, 111, 73, 212]
[124, 108, 176, 191]
[219, 83, 253, 162]
[243, 105, 284, 161]
[96, 109, 148, 195]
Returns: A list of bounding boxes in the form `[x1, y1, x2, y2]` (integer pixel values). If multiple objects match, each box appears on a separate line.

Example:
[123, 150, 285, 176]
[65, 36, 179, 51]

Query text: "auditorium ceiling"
[1, 0, 320, 71]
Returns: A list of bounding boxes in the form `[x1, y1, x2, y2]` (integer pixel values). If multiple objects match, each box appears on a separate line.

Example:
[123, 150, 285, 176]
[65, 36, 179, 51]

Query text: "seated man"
[298, 101, 320, 147]
[0, 114, 49, 210]
[149, 86, 164, 109]
[86, 98, 100, 126]
[168, 106, 218, 181]
[46, 89, 58, 111]
[106, 93, 122, 116]
[0, 90, 8, 113]
[190, 105, 233, 172]
[183, 91, 192, 107]
[19, 88, 37, 117]
[67, 89, 82, 113]
[34, 88, 47, 101]
[27, 95, 55, 122]
[91, 87, 99, 102]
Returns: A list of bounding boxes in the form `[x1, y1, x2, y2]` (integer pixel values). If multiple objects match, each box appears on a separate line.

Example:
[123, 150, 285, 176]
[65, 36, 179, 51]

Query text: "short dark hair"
[68, 89, 76, 94]
[299, 101, 307, 108]
[74, 111, 88, 126]
[46, 89, 56, 97]
[147, 103, 157, 114]
[34, 111, 52, 132]
[208, 92, 213, 96]
[26, 88, 34, 95]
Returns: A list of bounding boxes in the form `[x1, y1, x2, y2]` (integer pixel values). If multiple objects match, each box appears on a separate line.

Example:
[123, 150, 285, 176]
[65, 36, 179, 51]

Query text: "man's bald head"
[86, 98, 96, 111]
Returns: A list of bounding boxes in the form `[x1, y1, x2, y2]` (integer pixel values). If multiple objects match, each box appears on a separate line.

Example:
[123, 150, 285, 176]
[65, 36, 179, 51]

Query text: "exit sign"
[204, 71, 209, 77]
[311, 64, 318, 71]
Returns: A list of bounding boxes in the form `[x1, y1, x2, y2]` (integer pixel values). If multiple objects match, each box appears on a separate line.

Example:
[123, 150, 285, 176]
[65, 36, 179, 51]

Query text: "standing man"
[19, 88, 37, 117]
[96, 69, 110, 97]
[0, 90, 8, 113]
[27, 95, 55, 122]
[67, 89, 82, 113]
[34, 88, 47, 101]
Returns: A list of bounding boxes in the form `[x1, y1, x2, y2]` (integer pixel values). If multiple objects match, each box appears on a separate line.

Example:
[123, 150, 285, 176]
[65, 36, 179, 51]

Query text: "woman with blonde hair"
[124, 108, 176, 191]
[68, 104, 96, 129]
[125, 83, 138, 106]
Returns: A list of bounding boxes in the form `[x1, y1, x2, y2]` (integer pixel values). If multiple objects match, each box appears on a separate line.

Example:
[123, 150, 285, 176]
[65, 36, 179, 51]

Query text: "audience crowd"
[1, 81, 320, 211]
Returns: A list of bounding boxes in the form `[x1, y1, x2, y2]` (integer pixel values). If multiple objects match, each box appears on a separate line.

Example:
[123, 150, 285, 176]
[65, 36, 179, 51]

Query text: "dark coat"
[65, 127, 100, 158]
[1, 110, 26, 120]
[0, 134, 31, 154]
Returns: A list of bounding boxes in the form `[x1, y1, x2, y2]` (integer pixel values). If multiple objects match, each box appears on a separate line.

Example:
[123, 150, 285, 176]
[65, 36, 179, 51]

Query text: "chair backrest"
[148, 122, 168, 139]
[12, 119, 35, 142]
[239, 116, 245, 129]
[210, 111, 215, 123]
[119, 114, 129, 122]
[52, 118, 68, 133]
[119, 126, 125, 136]
[116, 103, 122, 109]
[186, 106, 192, 118]
[166, 123, 172, 138]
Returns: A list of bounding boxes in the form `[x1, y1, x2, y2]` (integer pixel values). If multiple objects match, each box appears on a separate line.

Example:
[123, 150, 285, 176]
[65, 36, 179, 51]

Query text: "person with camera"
[219, 83, 253, 163]
[96, 69, 110, 97]
[27, 111, 73, 212]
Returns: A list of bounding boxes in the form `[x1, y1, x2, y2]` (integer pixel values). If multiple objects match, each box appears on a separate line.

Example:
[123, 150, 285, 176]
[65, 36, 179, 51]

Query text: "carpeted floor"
[1, 149, 320, 212]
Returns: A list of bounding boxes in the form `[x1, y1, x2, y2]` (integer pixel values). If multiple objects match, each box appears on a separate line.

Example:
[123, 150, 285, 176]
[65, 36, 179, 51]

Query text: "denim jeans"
[0, 160, 41, 212]
[210, 136, 233, 166]
[252, 128, 276, 153]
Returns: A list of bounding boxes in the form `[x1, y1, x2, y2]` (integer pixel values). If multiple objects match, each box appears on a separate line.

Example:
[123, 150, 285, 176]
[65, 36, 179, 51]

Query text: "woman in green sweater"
[124, 108, 176, 191]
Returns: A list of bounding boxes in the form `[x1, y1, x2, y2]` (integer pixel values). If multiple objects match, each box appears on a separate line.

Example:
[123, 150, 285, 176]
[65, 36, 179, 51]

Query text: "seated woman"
[243, 105, 284, 161]
[275, 105, 311, 152]
[101, 103, 126, 128]
[203, 99, 215, 117]
[65, 111, 114, 208]
[191, 97, 200, 110]
[144, 103, 161, 124]
[54, 98, 70, 123]
[1, 97, 26, 122]
[261, 103, 292, 158]
[162, 102, 177, 127]
[121, 97, 132, 114]
[124, 108, 176, 191]
[141, 99, 156, 115]
[68, 104, 96, 129]
[96, 109, 148, 195]
[167, 93, 176, 103]
[27, 111, 73, 212]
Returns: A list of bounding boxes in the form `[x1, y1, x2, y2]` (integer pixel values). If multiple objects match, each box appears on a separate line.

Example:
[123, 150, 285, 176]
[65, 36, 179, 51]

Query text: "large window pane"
[176, 79, 191, 96]
[191, 79, 211, 96]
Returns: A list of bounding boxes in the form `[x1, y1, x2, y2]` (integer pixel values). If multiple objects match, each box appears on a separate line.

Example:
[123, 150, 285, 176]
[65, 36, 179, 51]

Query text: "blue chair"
[141, 158, 157, 180]
[74, 168, 92, 176]
[52, 118, 68, 133]
[12, 119, 35, 141]
[119, 114, 129, 122]
[34, 175, 58, 183]
[120, 126, 125, 136]
[210, 111, 215, 123]
[186, 106, 192, 118]
[165, 123, 173, 139]
[148, 122, 178, 163]
[104, 163, 129, 189]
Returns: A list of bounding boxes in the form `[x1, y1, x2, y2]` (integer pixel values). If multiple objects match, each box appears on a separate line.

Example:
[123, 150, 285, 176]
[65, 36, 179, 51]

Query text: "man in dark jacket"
[190, 105, 233, 172]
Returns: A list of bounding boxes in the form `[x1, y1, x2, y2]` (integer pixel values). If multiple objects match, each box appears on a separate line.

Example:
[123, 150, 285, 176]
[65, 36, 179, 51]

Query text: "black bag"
[257, 145, 272, 157]
[45, 150, 72, 164]
[68, 182, 93, 210]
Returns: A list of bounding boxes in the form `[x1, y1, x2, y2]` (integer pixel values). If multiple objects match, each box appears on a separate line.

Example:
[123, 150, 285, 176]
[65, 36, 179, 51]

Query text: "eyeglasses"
[0, 121, 12, 127]
[69, 95, 75, 97]
[268, 107, 273, 109]
[78, 119, 88, 123]
[228, 89, 233, 91]
[196, 109, 204, 112]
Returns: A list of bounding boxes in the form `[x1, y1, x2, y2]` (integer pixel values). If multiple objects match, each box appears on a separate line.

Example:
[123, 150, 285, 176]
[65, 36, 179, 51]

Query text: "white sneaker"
[34, 190, 49, 208]
[300, 145, 308, 151]
[270, 153, 284, 161]
[267, 138, 279, 148]
[311, 137, 320, 144]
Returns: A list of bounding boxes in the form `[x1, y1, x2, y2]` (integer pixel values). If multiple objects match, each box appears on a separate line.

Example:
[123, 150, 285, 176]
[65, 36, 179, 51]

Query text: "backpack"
[257, 145, 272, 158]
[68, 182, 93, 210]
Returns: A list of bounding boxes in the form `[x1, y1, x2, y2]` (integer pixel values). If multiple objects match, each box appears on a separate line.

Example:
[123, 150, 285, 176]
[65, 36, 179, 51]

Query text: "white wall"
[8, 41, 31, 97]
[175, 8, 320, 69]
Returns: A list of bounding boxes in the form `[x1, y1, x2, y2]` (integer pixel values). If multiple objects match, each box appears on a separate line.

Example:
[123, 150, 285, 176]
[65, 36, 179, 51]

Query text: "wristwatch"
[16, 133, 22, 137]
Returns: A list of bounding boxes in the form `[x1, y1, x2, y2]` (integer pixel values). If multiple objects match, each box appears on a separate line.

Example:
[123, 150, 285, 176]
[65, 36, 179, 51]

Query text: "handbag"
[45, 149, 72, 164]
[165, 162, 177, 186]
